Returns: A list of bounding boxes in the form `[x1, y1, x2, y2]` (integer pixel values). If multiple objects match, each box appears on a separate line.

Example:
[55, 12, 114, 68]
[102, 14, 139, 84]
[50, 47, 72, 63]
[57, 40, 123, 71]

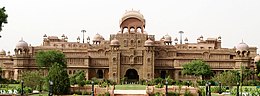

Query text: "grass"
[30, 93, 48, 96]
[115, 84, 146, 90]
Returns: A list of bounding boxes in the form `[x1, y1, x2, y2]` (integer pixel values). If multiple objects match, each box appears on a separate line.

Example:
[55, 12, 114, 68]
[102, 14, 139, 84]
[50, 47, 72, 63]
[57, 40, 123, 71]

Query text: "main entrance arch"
[124, 69, 139, 82]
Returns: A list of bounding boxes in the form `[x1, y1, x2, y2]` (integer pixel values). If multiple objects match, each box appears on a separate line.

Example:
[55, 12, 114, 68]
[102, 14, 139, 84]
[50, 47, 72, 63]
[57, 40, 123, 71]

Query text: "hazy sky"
[1, 0, 260, 54]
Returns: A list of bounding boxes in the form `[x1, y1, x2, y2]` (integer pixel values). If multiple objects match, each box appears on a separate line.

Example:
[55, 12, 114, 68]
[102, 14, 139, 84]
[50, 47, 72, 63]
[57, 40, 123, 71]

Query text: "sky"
[0, 0, 260, 54]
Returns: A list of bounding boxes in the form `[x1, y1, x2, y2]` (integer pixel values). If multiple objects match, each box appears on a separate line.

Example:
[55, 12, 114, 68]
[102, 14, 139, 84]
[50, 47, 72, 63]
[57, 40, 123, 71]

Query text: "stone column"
[85, 69, 89, 80]
[4, 71, 9, 79]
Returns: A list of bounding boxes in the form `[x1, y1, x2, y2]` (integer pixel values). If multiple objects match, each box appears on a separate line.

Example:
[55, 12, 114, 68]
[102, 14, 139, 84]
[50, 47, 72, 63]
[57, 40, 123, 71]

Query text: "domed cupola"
[144, 39, 154, 47]
[14, 38, 29, 55]
[163, 34, 172, 45]
[110, 38, 120, 46]
[0, 49, 6, 56]
[93, 33, 104, 44]
[254, 55, 260, 62]
[16, 39, 29, 49]
[235, 41, 250, 57]
[164, 34, 172, 42]
[236, 42, 249, 52]
[120, 10, 146, 34]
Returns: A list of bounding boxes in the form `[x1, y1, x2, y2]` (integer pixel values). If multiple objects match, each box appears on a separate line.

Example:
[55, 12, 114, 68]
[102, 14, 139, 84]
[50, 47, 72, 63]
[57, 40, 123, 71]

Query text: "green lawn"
[115, 84, 146, 90]
[30, 93, 48, 96]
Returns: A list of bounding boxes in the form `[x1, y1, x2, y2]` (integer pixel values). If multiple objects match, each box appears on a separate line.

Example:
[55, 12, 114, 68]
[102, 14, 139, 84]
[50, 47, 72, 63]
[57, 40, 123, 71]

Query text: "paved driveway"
[114, 90, 146, 94]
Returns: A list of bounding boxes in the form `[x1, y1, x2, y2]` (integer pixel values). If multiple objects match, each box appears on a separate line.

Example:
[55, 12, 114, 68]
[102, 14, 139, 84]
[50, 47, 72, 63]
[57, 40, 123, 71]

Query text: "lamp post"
[165, 79, 168, 96]
[49, 81, 53, 96]
[81, 30, 86, 43]
[187, 81, 190, 87]
[179, 31, 184, 44]
[236, 82, 239, 96]
[205, 83, 208, 96]
[208, 82, 211, 96]
[91, 81, 94, 96]
[218, 82, 222, 94]
[21, 80, 24, 96]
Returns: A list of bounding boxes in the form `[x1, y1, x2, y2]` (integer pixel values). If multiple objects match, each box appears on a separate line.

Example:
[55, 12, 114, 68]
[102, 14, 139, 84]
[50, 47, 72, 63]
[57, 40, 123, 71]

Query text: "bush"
[155, 83, 164, 88]
[175, 80, 183, 85]
[182, 80, 192, 86]
[24, 87, 32, 94]
[105, 92, 110, 96]
[210, 86, 226, 93]
[243, 80, 260, 86]
[184, 90, 191, 96]
[16, 86, 32, 94]
[91, 77, 100, 84]
[139, 79, 146, 85]
[153, 78, 163, 85]
[197, 80, 207, 86]
[198, 87, 205, 96]
[168, 92, 180, 96]
[152, 92, 164, 96]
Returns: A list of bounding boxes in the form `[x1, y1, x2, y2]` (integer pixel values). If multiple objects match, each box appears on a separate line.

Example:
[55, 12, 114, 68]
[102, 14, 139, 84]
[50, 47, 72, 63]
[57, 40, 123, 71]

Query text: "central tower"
[109, 10, 155, 83]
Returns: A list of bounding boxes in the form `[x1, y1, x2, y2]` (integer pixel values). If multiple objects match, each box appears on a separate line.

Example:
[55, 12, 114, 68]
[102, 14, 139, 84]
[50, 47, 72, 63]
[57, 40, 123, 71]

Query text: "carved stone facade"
[0, 10, 258, 83]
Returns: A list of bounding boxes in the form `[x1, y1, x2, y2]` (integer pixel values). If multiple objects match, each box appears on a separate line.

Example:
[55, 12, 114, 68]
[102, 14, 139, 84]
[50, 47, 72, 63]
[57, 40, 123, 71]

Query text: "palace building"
[0, 10, 258, 83]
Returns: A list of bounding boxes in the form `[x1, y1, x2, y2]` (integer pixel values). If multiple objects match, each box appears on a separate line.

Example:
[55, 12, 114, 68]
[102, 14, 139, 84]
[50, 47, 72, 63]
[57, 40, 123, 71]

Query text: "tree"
[212, 70, 240, 88]
[36, 50, 67, 68]
[47, 63, 70, 95]
[70, 70, 86, 86]
[21, 71, 44, 91]
[256, 61, 260, 75]
[241, 67, 254, 81]
[182, 60, 212, 80]
[0, 7, 8, 32]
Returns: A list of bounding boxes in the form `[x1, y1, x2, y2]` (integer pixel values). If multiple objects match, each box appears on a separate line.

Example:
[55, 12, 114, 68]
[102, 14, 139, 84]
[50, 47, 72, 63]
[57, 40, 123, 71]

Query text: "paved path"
[114, 90, 146, 94]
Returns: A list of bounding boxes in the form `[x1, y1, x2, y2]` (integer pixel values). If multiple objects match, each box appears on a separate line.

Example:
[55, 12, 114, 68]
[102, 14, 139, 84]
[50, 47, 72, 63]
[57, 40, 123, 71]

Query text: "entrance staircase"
[113, 90, 148, 96]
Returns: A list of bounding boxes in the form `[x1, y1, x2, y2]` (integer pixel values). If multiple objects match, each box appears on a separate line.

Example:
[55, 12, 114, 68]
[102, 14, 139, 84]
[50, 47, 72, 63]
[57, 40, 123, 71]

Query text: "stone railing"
[146, 86, 199, 96]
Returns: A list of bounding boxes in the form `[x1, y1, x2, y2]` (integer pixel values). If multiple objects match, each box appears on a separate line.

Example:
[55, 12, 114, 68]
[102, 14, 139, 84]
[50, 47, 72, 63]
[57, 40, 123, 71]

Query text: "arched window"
[123, 27, 128, 33]
[97, 70, 103, 78]
[161, 70, 166, 79]
[130, 27, 135, 33]
[137, 27, 142, 32]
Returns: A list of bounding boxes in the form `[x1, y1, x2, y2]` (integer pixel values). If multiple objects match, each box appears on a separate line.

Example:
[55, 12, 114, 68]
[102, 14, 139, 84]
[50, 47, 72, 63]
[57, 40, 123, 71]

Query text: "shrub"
[197, 80, 206, 86]
[155, 83, 164, 88]
[139, 79, 146, 85]
[198, 87, 205, 96]
[168, 92, 180, 96]
[182, 80, 192, 86]
[175, 80, 183, 85]
[152, 92, 164, 96]
[24, 87, 32, 94]
[153, 78, 163, 85]
[91, 77, 100, 84]
[184, 90, 191, 96]
[105, 92, 110, 96]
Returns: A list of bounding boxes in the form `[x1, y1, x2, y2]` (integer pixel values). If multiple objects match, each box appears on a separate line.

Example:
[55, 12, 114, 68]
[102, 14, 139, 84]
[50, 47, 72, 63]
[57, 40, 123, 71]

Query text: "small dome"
[16, 39, 29, 49]
[236, 42, 249, 52]
[164, 34, 172, 42]
[0, 49, 6, 55]
[144, 39, 154, 46]
[254, 55, 260, 62]
[110, 38, 120, 46]
[93, 33, 104, 42]
[174, 38, 178, 41]
[184, 37, 188, 41]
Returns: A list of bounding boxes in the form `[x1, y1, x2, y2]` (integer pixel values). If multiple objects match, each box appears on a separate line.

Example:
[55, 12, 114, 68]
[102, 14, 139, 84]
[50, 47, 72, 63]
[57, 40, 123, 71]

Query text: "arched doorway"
[124, 69, 139, 83]
[97, 70, 103, 79]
